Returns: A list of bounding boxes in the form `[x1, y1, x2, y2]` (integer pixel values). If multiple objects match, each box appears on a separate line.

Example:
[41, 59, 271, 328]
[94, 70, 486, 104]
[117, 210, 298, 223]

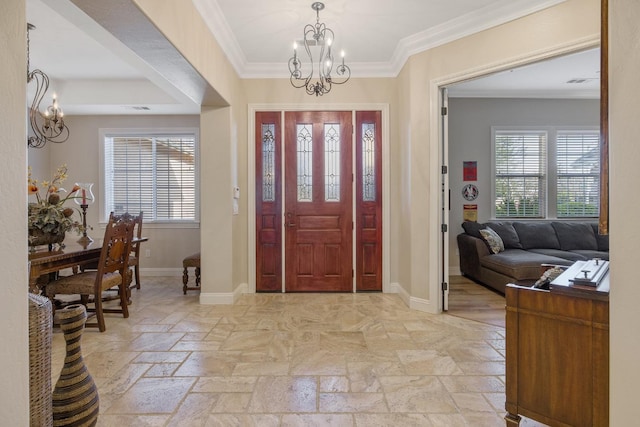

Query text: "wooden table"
[28, 238, 147, 293]
[505, 269, 609, 426]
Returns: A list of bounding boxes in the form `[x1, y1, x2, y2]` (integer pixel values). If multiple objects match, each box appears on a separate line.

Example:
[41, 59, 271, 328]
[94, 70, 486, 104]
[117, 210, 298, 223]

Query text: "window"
[556, 131, 600, 217]
[102, 129, 198, 224]
[494, 131, 546, 218]
[493, 127, 599, 219]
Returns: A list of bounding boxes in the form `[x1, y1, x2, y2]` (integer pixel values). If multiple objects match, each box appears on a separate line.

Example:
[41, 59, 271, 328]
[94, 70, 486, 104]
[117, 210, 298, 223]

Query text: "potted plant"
[28, 164, 83, 248]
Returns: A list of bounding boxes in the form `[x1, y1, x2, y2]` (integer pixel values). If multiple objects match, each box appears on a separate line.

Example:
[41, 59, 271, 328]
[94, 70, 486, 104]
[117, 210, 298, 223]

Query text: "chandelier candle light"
[288, 2, 351, 96]
[74, 183, 94, 245]
[27, 23, 70, 148]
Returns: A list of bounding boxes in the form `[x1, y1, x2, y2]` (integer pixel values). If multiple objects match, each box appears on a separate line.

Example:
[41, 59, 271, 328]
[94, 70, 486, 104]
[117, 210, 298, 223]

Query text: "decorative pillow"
[486, 221, 523, 249]
[479, 227, 505, 254]
[461, 221, 486, 239]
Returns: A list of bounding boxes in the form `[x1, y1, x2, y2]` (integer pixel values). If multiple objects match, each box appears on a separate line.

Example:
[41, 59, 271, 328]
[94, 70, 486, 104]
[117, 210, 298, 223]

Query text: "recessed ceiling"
[26, 0, 598, 115]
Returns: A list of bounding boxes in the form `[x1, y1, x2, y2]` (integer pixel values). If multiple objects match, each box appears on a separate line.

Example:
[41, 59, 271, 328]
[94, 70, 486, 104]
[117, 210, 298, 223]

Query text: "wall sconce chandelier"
[27, 23, 69, 148]
[288, 2, 351, 96]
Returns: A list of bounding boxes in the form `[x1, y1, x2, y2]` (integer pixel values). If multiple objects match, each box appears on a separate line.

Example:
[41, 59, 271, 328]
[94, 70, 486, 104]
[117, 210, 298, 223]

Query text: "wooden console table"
[505, 272, 609, 426]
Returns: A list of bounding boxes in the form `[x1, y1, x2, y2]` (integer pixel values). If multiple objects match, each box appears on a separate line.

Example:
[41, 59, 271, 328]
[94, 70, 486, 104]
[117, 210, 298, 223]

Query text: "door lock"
[286, 212, 296, 227]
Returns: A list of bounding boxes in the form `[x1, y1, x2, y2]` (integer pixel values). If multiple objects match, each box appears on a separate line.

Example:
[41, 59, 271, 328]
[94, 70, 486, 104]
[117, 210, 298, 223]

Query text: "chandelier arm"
[288, 2, 350, 96]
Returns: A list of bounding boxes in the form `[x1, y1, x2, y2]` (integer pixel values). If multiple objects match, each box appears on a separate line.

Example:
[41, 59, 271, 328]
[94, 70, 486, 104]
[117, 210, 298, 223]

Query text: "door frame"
[431, 39, 600, 312]
[248, 103, 390, 293]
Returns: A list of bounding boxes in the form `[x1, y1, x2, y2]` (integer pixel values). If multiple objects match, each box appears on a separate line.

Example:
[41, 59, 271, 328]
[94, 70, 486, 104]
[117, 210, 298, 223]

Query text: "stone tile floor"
[51, 276, 547, 426]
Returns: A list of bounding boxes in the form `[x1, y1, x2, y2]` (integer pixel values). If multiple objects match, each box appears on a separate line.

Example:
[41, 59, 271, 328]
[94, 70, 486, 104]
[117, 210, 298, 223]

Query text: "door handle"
[286, 212, 296, 227]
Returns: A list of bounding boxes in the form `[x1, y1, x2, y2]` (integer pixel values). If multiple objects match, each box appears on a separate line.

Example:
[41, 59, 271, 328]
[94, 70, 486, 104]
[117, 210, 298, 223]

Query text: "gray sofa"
[457, 221, 609, 293]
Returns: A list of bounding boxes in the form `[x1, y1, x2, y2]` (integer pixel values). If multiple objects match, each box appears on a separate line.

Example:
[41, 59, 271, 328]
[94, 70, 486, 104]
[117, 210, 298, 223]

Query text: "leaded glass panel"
[261, 124, 275, 202]
[324, 124, 341, 202]
[362, 123, 376, 201]
[297, 124, 313, 202]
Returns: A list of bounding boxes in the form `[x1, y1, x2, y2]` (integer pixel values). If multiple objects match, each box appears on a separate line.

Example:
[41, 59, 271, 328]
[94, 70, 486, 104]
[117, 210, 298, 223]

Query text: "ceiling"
[26, 0, 598, 115]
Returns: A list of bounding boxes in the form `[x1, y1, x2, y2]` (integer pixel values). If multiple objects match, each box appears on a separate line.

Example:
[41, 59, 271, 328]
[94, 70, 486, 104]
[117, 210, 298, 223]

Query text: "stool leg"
[183, 266, 189, 295]
[195, 266, 201, 288]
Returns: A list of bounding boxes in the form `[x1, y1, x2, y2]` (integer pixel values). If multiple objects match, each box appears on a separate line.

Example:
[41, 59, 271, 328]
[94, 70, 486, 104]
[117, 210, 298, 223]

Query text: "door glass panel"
[297, 124, 313, 202]
[262, 124, 275, 202]
[362, 123, 376, 201]
[324, 124, 341, 202]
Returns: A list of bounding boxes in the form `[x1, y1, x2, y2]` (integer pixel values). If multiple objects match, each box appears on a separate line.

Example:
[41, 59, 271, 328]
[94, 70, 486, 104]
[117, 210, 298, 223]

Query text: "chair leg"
[183, 267, 189, 295]
[134, 264, 141, 290]
[195, 267, 201, 287]
[119, 283, 130, 318]
[94, 292, 106, 332]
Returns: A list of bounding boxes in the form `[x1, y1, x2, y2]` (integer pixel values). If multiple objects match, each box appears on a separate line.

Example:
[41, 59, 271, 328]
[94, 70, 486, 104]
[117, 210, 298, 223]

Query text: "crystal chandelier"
[288, 2, 351, 96]
[27, 23, 70, 148]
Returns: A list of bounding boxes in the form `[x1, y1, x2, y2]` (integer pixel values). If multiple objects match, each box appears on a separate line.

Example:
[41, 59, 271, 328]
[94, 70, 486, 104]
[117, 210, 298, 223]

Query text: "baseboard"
[389, 281, 437, 314]
[199, 282, 248, 305]
[140, 267, 182, 277]
[449, 266, 461, 276]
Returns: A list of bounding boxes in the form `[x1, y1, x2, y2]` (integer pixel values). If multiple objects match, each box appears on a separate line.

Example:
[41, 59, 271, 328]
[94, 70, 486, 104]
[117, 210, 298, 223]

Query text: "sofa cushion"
[513, 222, 561, 249]
[528, 248, 588, 262]
[570, 250, 610, 261]
[591, 223, 610, 251]
[480, 249, 573, 281]
[480, 227, 504, 254]
[486, 221, 523, 249]
[551, 222, 598, 251]
[461, 221, 485, 239]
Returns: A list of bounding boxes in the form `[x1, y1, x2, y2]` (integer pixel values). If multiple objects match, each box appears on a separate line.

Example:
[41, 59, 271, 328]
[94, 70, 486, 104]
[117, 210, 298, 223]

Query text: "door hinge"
[441, 165, 448, 174]
[441, 224, 448, 233]
[441, 106, 448, 116]
[441, 282, 448, 291]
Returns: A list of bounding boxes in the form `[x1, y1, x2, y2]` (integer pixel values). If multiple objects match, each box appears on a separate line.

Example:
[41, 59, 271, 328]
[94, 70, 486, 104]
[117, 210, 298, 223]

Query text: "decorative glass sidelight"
[262, 124, 276, 202]
[297, 124, 313, 201]
[324, 124, 341, 201]
[362, 123, 376, 201]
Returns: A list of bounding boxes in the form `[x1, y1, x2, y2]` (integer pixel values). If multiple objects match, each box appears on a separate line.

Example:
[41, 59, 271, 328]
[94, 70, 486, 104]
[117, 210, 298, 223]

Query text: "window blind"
[104, 135, 196, 221]
[556, 131, 600, 217]
[494, 131, 546, 218]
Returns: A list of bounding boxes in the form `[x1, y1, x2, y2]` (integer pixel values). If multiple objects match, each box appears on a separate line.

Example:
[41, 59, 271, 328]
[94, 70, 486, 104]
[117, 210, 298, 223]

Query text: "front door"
[284, 111, 353, 292]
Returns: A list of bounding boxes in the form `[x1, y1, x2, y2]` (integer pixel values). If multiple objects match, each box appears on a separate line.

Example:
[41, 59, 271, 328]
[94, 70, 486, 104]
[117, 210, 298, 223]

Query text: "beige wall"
[609, 0, 640, 423]
[133, 0, 250, 300]
[394, 0, 601, 309]
[0, 1, 29, 422]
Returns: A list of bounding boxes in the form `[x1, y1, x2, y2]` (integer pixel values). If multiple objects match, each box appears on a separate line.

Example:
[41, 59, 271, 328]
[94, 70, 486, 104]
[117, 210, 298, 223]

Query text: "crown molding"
[194, 0, 568, 79]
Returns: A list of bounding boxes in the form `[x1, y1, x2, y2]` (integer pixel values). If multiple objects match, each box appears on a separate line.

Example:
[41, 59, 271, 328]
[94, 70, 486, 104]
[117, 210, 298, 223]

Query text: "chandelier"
[288, 2, 351, 96]
[27, 23, 70, 148]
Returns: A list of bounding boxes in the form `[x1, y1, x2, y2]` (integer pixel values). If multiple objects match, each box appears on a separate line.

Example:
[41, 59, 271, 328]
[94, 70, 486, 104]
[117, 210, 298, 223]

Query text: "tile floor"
[50, 277, 546, 426]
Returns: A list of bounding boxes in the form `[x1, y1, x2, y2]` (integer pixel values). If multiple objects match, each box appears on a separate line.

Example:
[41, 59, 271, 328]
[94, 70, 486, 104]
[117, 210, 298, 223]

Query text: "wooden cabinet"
[505, 277, 609, 426]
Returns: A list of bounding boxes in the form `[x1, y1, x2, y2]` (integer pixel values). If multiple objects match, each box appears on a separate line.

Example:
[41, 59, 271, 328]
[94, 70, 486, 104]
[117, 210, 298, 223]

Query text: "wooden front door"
[284, 111, 353, 292]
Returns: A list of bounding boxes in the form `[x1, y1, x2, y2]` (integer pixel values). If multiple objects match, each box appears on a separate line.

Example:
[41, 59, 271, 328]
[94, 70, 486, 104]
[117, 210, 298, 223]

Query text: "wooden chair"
[44, 214, 135, 332]
[80, 211, 143, 291]
[126, 212, 143, 289]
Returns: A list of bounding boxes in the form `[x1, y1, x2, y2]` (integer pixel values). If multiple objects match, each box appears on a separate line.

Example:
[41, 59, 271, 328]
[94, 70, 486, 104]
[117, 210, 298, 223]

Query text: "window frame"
[99, 127, 200, 228]
[491, 126, 600, 220]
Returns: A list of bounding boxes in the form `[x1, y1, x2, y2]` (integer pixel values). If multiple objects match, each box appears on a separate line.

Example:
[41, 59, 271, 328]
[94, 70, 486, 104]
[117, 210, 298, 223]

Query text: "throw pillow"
[461, 221, 486, 239]
[479, 227, 505, 254]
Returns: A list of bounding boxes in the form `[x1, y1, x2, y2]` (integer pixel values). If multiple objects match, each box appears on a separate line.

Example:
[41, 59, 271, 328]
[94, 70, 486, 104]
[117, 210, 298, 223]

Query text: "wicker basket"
[29, 293, 53, 427]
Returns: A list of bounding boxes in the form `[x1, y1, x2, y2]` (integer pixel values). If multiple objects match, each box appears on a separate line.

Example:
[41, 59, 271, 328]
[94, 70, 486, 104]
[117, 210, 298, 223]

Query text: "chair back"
[96, 215, 135, 278]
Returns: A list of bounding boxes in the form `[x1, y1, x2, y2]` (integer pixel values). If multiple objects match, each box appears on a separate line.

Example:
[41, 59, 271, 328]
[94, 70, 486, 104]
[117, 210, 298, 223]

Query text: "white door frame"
[248, 103, 390, 294]
[430, 38, 600, 311]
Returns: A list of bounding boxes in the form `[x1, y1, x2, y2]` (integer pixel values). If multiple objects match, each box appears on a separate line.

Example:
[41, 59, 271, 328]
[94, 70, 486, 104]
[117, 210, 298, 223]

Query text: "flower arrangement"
[28, 164, 83, 245]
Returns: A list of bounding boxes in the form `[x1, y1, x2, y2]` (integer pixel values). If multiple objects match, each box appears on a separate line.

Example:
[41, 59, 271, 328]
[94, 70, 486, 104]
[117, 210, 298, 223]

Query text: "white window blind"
[556, 131, 600, 217]
[494, 131, 546, 218]
[104, 134, 197, 222]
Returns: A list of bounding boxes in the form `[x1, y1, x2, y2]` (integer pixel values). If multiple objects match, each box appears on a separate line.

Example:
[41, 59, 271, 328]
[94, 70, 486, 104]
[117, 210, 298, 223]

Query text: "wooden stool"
[182, 252, 201, 294]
